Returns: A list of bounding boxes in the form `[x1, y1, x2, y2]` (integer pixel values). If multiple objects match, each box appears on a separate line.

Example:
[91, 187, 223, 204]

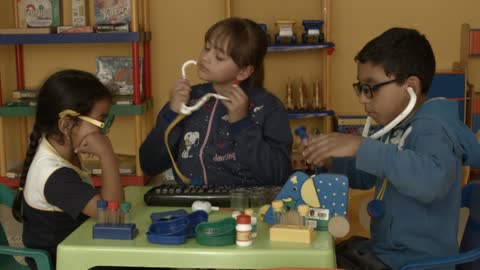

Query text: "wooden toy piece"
[327, 215, 350, 238]
[302, 20, 325, 44]
[275, 20, 297, 44]
[264, 172, 350, 231]
[297, 204, 310, 226]
[258, 204, 270, 221]
[313, 80, 323, 110]
[284, 77, 294, 111]
[269, 224, 316, 244]
[280, 210, 301, 225]
[271, 200, 284, 223]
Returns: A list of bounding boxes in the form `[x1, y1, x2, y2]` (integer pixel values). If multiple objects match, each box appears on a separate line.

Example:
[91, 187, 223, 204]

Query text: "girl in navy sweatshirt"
[140, 17, 292, 186]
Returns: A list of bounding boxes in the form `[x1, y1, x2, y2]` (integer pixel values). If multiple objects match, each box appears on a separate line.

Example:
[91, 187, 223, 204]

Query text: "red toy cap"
[236, 214, 251, 224]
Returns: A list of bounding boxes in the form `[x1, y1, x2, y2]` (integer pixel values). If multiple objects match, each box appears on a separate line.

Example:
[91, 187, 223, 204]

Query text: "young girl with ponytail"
[12, 69, 124, 269]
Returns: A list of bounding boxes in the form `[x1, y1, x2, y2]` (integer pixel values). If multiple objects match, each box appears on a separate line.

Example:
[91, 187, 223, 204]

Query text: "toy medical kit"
[264, 171, 350, 238]
[92, 200, 137, 240]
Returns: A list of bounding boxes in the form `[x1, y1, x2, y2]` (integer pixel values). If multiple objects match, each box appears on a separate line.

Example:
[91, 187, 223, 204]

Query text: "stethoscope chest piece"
[367, 199, 385, 219]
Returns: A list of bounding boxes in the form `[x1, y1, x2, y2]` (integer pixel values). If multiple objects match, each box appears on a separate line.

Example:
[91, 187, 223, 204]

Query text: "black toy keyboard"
[144, 184, 280, 207]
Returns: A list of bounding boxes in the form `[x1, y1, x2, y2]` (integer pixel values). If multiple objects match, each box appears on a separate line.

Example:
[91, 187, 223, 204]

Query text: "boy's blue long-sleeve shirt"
[332, 98, 480, 269]
[140, 83, 293, 186]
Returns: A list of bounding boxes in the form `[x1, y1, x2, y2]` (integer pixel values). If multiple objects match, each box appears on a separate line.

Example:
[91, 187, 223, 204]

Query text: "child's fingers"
[231, 85, 247, 98]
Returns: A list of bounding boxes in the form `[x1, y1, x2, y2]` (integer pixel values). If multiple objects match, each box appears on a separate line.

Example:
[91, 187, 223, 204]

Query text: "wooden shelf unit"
[0, 0, 153, 188]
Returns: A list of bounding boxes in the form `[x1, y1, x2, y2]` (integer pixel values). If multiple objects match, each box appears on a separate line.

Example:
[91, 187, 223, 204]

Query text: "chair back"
[458, 181, 480, 270]
[401, 181, 480, 270]
[0, 183, 31, 269]
[0, 183, 15, 247]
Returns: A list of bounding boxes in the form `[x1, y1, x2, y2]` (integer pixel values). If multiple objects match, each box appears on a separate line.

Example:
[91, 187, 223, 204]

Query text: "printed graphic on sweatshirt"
[182, 131, 200, 159]
[388, 126, 412, 150]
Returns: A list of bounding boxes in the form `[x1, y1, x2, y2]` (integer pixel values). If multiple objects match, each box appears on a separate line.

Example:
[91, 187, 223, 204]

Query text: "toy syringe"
[294, 125, 327, 173]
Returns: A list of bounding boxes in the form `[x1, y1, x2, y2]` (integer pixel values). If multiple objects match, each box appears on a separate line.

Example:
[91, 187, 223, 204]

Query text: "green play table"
[56, 186, 337, 269]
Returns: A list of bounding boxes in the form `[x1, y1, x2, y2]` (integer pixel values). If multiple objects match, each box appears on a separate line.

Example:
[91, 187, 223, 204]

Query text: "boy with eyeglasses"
[299, 27, 480, 269]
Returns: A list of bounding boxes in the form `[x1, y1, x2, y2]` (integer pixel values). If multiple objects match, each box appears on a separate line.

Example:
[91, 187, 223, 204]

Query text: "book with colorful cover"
[18, 0, 61, 27]
[96, 56, 143, 96]
[94, 0, 132, 25]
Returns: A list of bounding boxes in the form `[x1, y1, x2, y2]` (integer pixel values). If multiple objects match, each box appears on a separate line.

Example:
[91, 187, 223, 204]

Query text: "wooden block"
[269, 225, 315, 243]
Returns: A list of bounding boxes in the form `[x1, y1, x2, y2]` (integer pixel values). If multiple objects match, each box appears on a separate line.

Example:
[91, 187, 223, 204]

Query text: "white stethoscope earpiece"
[363, 86, 417, 139]
[179, 60, 230, 115]
[192, 200, 219, 213]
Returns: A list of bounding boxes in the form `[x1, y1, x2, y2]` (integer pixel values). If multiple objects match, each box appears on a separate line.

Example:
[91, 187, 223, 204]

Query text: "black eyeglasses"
[352, 78, 403, 99]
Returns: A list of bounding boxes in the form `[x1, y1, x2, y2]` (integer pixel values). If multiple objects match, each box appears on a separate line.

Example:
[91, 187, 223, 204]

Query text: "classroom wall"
[0, 0, 24, 164]
[331, 0, 480, 114]
[1, 0, 480, 158]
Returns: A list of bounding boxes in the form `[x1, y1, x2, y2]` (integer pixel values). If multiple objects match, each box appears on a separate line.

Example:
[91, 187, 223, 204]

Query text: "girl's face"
[197, 38, 243, 90]
[70, 98, 112, 148]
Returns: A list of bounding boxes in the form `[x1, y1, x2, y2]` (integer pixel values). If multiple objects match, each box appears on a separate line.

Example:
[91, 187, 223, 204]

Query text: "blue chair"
[0, 183, 53, 270]
[401, 181, 480, 270]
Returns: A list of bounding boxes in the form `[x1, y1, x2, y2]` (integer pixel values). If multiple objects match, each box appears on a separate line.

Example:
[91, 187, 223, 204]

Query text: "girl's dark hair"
[205, 17, 268, 90]
[12, 69, 112, 222]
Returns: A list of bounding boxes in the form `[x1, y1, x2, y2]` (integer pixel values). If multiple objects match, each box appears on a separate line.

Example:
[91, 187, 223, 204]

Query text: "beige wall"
[331, 0, 480, 114]
[1, 0, 480, 158]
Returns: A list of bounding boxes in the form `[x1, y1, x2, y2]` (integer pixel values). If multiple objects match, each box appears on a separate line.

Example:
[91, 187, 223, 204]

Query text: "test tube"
[271, 200, 284, 225]
[107, 201, 120, 224]
[244, 208, 257, 238]
[96, 200, 107, 224]
[297, 204, 310, 227]
[120, 202, 132, 224]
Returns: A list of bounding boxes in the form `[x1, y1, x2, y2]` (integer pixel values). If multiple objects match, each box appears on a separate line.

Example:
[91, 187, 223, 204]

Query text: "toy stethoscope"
[164, 60, 230, 185]
[364, 86, 417, 219]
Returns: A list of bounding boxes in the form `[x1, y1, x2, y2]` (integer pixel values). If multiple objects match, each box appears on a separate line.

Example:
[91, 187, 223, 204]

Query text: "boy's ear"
[406, 76, 422, 95]
[236, 65, 254, 82]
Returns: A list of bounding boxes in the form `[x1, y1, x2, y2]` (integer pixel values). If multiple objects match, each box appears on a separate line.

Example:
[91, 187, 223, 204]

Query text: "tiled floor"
[0, 204, 26, 265]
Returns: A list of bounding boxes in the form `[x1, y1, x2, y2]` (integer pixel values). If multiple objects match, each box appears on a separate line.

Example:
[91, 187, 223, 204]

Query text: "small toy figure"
[284, 77, 294, 111]
[302, 20, 325, 44]
[275, 20, 297, 44]
[312, 80, 322, 110]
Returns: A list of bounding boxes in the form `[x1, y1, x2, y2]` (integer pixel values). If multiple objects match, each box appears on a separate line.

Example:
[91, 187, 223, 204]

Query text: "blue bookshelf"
[0, 32, 146, 45]
[288, 110, 334, 119]
[268, 42, 334, 52]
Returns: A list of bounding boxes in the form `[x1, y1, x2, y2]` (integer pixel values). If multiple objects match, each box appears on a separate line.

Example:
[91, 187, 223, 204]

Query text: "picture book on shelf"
[17, 0, 61, 28]
[96, 56, 143, 96]
[94, 0, 132, 25]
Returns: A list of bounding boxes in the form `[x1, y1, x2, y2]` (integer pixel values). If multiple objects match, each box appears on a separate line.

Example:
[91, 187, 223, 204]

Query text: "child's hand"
[301, 133, 365, 166]
[169, 79, 191, 113]
[74, 132, 114, 158]
[221, 84, 249, 123]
